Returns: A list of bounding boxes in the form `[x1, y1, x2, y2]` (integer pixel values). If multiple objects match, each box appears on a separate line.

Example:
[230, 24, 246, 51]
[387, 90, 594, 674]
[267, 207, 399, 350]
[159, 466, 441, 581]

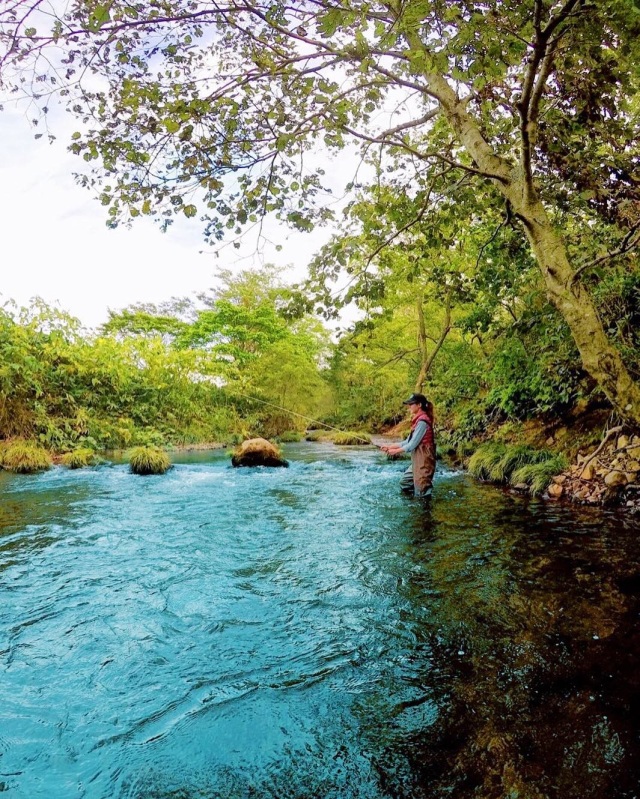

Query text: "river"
[1, 443, 639, 799]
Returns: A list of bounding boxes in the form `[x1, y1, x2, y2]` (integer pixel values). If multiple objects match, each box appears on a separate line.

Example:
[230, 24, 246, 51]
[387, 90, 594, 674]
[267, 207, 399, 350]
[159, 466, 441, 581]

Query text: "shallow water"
[1, 443, 639, 799]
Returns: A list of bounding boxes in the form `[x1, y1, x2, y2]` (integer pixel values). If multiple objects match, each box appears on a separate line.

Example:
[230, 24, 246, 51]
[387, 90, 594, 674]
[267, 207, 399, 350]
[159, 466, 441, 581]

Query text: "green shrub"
[129, 446, 171, 475]
[333, 431, 371, 445]
[61, 448, 99, 469]
[1, 441, 52, 474]
[511, 455, 568, 496]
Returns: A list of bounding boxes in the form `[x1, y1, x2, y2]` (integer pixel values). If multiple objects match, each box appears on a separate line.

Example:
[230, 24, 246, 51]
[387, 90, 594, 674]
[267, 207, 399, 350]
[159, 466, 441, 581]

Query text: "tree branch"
[572, 223, 640, 285]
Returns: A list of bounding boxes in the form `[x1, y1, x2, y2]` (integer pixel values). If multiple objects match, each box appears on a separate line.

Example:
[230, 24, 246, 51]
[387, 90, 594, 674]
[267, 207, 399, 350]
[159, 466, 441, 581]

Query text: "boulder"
[231, 437, 289, 468]
[548, 483, 564, 499]
[617, 435, 630, 450]
[579, 463, 596, 481]
[604, 470, 628, 488]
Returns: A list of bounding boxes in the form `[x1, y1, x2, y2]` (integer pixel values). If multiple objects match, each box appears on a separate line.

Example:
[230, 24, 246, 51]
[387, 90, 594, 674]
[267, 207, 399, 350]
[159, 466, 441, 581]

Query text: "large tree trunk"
[419, 66, 640, 427]
[415, 290, 452, 393]
[507, 192, 640, 424]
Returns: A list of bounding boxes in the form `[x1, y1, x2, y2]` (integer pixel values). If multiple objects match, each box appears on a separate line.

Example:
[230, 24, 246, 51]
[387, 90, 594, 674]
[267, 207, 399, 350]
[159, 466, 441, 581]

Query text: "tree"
[2, 1, 639, 422]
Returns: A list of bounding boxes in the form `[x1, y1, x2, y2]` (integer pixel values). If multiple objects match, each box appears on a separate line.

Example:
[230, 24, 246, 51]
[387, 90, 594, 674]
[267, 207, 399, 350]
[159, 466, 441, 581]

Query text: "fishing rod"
[229, 389, 380, 447]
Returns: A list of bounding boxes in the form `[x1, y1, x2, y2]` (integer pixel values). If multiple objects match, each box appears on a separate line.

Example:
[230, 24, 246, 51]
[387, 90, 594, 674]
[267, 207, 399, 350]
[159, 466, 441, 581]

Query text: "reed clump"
[0, 440, 52, 473]
[333, 432, 372, 446]
[129, 446, 172, 475]
[277, 431, 303, 443]
[468, 442, 567, 495]
[305, 430, 335, 442]
[61, 448, 100, 469]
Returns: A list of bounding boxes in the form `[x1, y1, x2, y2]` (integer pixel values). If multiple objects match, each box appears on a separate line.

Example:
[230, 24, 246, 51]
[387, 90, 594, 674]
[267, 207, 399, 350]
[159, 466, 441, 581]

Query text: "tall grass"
[0, 441, 52, 473]
[129, 446, 171, 475]
[467, 443, 507, 481]
[511, 455, 569, 496]
[468, 442, 567, 495]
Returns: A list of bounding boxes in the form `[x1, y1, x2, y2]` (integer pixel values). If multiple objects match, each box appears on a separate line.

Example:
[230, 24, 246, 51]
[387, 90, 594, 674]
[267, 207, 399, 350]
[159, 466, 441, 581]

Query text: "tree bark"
[506, 192, 640, 425]
[415, 290, 452, 393]
[410, 50, 640, 427]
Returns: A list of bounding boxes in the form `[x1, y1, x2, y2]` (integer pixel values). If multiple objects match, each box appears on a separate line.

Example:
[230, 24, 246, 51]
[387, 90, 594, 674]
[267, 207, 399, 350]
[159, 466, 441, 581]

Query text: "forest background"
[0, 0, 638, 473]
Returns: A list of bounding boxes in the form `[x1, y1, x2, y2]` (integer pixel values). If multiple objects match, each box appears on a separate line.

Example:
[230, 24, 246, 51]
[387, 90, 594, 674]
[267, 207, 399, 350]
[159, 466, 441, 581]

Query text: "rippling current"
[1, 443, 640, 799]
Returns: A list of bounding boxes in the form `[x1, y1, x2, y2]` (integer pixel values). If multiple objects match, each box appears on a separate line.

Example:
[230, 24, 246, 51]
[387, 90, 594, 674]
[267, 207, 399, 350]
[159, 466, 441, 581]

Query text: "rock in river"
[231, 437, 289, 468]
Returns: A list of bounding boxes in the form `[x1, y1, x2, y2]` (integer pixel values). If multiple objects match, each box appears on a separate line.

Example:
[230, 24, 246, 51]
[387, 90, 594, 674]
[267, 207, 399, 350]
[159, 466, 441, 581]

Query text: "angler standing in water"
[381, 393, 436, 498]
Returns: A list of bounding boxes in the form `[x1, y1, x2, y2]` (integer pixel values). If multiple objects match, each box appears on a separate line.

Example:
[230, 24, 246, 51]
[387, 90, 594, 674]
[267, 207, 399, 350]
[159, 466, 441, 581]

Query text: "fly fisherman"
[381, 393, 436, 498]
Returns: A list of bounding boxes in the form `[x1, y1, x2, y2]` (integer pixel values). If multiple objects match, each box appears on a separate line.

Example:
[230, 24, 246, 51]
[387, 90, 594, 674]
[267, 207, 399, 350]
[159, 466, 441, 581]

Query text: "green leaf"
[183, 204, 198, 218]
[163, 119, 181, 133]
[88, 5, 111, 32]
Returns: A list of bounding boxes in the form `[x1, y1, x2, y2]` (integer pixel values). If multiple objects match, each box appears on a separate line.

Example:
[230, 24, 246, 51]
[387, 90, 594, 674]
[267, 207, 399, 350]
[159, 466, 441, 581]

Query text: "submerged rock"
[231, 438, 289, 468]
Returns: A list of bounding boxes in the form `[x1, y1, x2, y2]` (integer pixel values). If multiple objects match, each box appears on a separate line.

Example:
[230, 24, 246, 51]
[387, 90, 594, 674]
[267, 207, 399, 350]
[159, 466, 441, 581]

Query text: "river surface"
[1, 443, 639, 799]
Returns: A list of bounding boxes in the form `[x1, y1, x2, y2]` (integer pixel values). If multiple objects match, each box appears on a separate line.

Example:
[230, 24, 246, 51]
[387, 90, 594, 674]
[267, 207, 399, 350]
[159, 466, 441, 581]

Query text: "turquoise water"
[1, 443, 639, 799]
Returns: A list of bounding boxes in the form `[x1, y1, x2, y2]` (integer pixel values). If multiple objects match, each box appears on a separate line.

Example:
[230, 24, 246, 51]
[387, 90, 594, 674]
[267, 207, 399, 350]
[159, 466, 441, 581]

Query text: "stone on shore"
[231, 438, 289, 468]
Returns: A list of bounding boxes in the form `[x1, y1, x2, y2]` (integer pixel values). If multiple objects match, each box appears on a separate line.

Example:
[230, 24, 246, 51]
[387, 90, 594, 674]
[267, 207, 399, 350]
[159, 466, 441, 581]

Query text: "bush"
[1, 441, 52, 473]
[129, 446, 171, 475]
[333, 431, 372, 445]
[61, 448, 99, 469]
[511, 455, 568, 496]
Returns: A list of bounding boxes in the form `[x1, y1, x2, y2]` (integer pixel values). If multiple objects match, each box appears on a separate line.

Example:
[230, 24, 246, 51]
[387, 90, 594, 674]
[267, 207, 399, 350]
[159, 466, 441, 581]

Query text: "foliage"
[2, 0, 640, 420]
[60, 448, 100, 469]
[0, 440, 52, 474]
[0, 280, 331, 449]
[129, 446, 172, 475]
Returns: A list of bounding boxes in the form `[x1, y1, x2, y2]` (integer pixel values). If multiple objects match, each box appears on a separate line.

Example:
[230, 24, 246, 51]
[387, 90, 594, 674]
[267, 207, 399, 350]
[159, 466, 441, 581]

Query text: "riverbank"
[381, 410, 640, 513]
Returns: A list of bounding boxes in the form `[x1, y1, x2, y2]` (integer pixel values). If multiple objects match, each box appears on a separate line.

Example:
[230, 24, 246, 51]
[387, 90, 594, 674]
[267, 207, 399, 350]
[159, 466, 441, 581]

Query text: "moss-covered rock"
[231, 438, 288, 467]
[129, 446, 171, 475]
[0, 441, 52, 474]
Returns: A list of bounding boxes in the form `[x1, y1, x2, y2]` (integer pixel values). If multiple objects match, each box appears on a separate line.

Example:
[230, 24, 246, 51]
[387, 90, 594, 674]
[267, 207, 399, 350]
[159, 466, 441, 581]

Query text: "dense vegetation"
[0, 2, 638, 467]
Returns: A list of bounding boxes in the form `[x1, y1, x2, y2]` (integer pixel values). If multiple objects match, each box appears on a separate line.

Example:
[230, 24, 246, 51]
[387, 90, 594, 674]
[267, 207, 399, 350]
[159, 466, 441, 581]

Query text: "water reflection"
[369, 483, 640, 799]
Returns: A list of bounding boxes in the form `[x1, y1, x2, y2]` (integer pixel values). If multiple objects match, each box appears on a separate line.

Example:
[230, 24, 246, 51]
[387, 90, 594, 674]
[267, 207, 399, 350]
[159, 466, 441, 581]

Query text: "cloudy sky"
[0, 103, 341, 330]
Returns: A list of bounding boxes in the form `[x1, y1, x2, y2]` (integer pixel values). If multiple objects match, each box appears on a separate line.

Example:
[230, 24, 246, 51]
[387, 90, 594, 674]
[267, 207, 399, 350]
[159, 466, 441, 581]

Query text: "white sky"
[0, 104, 342, 331]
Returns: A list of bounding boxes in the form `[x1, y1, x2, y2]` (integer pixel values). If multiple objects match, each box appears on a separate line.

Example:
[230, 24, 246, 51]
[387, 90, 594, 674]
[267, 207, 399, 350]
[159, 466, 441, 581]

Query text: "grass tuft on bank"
[468, 442, 567, 495]
[333, 431, 371, 446]
[0, 441, 52, 473]
[512, 455, 569, 496]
